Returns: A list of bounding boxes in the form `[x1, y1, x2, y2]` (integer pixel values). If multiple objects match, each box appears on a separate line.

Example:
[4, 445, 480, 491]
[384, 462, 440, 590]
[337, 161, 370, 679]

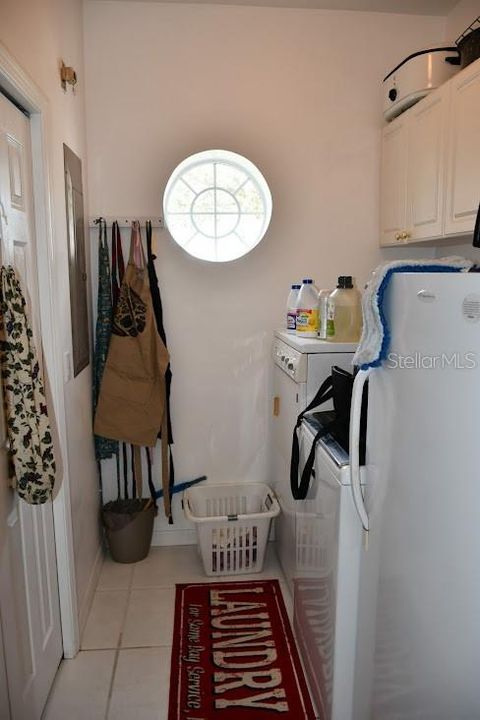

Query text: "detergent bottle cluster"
[286, 276, 362, 342]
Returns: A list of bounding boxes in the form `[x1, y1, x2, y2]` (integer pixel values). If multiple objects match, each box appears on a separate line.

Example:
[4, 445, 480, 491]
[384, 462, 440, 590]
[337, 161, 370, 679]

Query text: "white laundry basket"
[183, 482, 280, 577]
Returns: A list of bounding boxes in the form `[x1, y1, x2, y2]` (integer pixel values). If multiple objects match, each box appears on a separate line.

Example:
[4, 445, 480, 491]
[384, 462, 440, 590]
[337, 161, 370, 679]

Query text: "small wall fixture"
[60, 62, 77, 92]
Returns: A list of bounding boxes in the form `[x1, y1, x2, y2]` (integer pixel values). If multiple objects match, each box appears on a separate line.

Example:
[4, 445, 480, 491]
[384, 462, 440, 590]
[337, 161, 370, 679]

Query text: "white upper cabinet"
[380, 58, 480, 246]
[380, 116, 408, 246]
[445, 60, 480, 236]
[407, 85, 448, 242]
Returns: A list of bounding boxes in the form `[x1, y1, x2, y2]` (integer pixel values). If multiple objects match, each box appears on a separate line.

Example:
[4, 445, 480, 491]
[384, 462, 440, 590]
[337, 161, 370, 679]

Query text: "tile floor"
[43, 543, 293, 720]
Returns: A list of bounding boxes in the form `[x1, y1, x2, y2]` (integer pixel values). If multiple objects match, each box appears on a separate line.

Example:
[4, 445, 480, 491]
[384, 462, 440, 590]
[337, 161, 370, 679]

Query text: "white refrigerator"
[349, 272, 480, 720]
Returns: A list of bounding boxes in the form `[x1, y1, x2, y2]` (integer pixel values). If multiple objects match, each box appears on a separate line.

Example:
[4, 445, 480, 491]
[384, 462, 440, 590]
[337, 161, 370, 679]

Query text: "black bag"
[290, 366, 367, 501]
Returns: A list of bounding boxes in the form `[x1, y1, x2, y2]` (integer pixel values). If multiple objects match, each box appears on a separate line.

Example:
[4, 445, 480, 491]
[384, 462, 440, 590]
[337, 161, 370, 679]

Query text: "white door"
[445, 59, 480, 236]
[379, 116, 408, 247]
[0, 94, 62, 719]
[407, 85, 448, 242]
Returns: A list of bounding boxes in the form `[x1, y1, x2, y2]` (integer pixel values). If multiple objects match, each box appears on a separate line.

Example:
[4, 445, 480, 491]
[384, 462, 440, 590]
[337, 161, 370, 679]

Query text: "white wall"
[446, 0, 478, 39]
[0, 0, 101, 632]
[84, 1, 443, 542]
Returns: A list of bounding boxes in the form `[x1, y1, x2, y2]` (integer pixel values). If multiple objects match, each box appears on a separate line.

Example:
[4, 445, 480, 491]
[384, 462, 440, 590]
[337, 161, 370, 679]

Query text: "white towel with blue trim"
[353, 257, 473, 369]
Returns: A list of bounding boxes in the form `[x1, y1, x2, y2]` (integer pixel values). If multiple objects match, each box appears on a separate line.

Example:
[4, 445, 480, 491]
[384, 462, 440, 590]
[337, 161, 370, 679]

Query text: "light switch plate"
[63, 351, 72, 383]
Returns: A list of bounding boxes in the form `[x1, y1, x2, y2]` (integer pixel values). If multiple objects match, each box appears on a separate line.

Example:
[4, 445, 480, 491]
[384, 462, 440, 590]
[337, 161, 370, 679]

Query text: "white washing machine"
[270, 330, 356, 593]
[294, 414, 364, 720]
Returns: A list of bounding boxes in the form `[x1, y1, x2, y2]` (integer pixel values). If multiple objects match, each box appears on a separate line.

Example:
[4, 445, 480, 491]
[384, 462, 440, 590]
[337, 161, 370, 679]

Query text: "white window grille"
[163, 149, 272, 262]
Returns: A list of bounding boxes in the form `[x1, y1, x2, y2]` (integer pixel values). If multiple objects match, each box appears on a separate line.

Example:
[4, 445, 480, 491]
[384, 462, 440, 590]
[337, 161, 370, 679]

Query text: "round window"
[163, 149, 272, 262]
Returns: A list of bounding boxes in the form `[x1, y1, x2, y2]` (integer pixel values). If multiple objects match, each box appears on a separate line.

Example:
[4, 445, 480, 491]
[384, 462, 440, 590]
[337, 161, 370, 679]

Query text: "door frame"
[0, 42, 80, 657]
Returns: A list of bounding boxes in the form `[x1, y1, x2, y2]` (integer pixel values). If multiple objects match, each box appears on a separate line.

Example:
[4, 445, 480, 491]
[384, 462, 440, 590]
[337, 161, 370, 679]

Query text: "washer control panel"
[273, 338, 307, 383]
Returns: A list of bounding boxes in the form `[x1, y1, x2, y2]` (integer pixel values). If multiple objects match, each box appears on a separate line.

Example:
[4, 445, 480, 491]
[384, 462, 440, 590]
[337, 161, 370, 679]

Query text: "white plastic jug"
[296, 279, 319, 338]
[286, 284, 301, 334]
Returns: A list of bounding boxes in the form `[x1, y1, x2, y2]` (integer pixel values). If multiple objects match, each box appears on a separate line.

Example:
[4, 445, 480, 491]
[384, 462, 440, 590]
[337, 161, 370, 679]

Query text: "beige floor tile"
[81, 590, 129, 650]
[132, 545, 205, 588]
[121, 588, 175, 648]
[97, 556, 134, 591]
[107, 647, 170, 720]
[45, 545, 293, 720]
[132, 542, 284, 588]
[43, 650, 115, 720]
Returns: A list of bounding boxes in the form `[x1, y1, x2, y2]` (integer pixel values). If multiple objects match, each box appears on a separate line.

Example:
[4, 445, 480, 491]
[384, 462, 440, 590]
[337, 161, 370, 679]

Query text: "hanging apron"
[145, 221, 174, 510]
[93, 219, 119, 462]
[94, 222, 171, 517]
[0, 266, 56, 504]
[146, 220, 173, 443]
[111, 220, 125, 311]
[111, 220, 130, 499]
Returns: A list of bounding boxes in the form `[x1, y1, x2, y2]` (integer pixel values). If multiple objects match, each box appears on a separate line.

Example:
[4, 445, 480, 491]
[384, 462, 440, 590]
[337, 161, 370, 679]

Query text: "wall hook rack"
[89, 216, 164, 229]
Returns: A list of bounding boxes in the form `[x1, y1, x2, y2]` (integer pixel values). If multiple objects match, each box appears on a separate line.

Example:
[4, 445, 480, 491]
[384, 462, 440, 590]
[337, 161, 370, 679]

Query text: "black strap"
[111, 221, 125, 311]
[146, 221, 173, 448]
[122, 442, 128, 499]
[295, 424, 334, 500]
[146, 221, 167, 345]
[169, 446, 175, 499]
[290, 376, 333, 501]
[146, 221, 175, 515]
[115, 451, 121, 500]
[131, 445, 136, 498]
[145, 447, 158, 510]
[473, 202, 480, 248]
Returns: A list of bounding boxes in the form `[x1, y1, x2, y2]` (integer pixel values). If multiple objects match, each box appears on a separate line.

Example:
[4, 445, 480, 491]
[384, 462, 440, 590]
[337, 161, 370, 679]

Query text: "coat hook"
[60, 62, 78, 92]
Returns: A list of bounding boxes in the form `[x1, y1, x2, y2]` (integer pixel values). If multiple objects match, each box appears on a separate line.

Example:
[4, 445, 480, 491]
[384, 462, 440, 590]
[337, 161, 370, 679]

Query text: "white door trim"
[0, 42, 80, 658]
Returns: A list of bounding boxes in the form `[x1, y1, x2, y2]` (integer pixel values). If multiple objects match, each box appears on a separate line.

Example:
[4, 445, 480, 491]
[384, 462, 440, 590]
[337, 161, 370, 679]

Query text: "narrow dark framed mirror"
[64, 144, 89, 377]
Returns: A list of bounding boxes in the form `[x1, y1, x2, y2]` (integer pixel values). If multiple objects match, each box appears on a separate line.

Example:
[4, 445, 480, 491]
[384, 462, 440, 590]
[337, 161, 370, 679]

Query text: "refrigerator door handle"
[350, 368, 372, 531]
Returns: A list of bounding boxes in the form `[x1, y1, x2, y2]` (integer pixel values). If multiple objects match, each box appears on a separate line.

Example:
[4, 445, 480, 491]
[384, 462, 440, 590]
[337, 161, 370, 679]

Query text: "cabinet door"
[380, 117, 408, 247]
[445, 59, 480, 236]
[407, 86, 447, 242]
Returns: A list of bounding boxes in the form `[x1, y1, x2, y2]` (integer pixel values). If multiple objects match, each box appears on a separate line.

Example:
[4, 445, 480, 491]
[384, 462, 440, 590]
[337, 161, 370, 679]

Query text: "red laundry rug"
[168, 579, 316, 719]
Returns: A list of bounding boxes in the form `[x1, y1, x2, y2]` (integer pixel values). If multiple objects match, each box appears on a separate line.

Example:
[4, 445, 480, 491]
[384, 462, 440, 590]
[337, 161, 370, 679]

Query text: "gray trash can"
[102, 498, 155, 563]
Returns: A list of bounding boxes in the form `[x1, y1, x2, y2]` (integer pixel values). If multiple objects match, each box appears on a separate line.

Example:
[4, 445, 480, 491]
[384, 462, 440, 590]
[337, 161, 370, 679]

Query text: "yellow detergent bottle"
[296, 278, 319, 338]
